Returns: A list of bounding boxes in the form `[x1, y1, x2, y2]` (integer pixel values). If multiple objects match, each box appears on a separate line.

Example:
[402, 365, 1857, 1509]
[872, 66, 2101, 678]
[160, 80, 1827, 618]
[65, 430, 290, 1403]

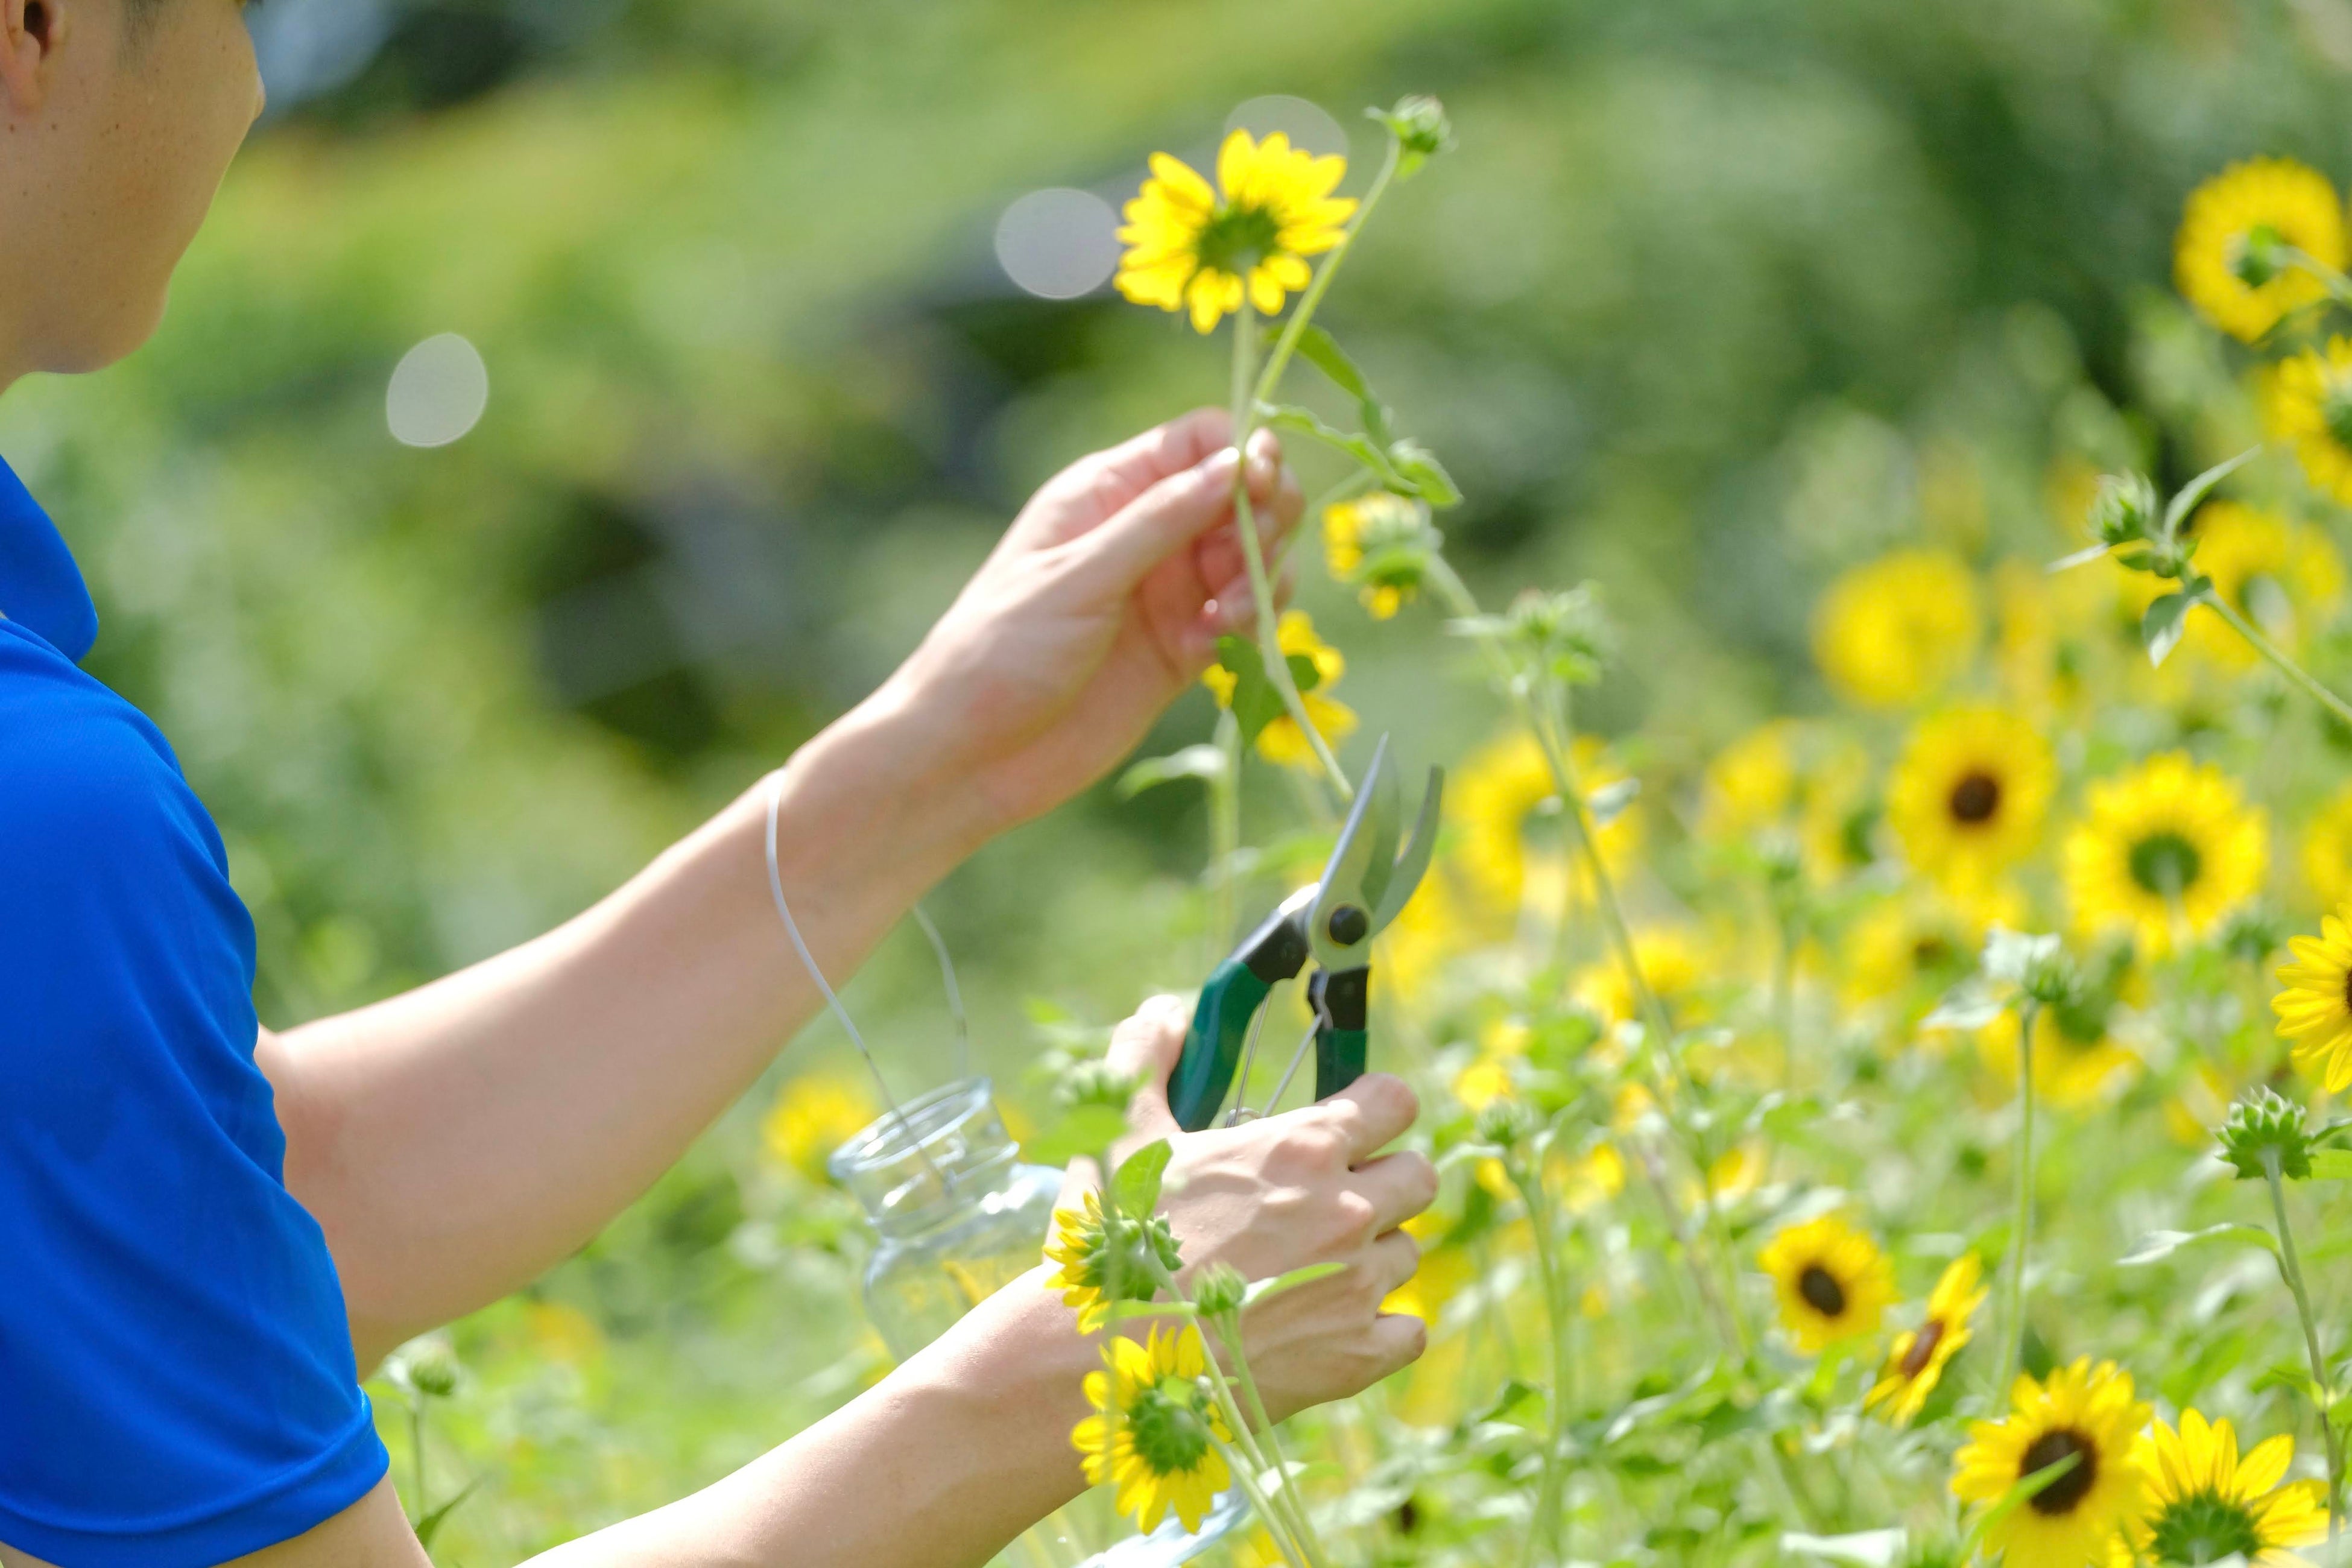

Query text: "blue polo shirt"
[0, 456, 388, 1565]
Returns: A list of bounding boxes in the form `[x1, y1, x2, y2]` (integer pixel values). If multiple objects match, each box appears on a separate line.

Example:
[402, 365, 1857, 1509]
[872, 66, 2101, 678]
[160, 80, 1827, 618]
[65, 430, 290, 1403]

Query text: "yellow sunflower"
[1977, 988, 2140, 1110]
[2122, 502, 2345, 668]
[1758, 1214, 1897, 1354]
[1573, 926, 1710, 1034]
[2274, 906, 2352, 1092]
[2127, 1410, 2328, 1568]
[1865, 1253, 1988, 1426]
[2262, 338, 2352, 505]
[1887, 707, 2056, 898]
[1453, 731, 1642, 914]
[1813, 549, 1983, 710]
[1953, 1358, 2152, 1568]
[1323, 492, 1438, 619]
[1201, 609, 1358, 771]
[1116, 130, 1356, 334]
[2175, 158, 2347, 343]
[2303, 784, 2352, 909]
[1844, 893, 1982, 1014]
[1996, 555, 2102, 721]
[760, 1070, 879, 1182]
[2063, 754, 2268, 958]
[1072, 1324, 1234, 1534]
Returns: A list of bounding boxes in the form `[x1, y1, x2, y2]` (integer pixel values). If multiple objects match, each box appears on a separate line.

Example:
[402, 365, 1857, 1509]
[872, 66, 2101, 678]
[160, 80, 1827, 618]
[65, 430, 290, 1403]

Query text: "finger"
[1350, 1151, 1440, 1235]
[1367, 1311, 1429, 1375]
[1104, 994, 1192, 1140]
[1045, 408, 1235, 524]
[1066, 447, 1247, 598]
[1312, 1072, 1420, 1165]
[1189, 464, 1301, 590]
[1367, 1227, 1422, 1296]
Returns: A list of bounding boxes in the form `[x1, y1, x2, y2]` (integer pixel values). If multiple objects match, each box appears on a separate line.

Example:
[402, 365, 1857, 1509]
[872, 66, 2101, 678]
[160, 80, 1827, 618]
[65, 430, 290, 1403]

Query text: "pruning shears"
[1169, 736, 1444, 1132]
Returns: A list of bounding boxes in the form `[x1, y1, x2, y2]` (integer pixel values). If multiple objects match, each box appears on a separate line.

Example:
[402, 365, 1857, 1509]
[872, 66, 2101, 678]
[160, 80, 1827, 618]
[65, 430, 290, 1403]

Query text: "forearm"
[270, 681, 994, 1365]
[526, 1272, 1095, 1568]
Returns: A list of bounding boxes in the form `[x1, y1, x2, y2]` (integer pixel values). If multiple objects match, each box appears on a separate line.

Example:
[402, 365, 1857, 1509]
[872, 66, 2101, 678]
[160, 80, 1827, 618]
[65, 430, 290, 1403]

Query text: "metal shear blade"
[1307, 735, 1444, 972]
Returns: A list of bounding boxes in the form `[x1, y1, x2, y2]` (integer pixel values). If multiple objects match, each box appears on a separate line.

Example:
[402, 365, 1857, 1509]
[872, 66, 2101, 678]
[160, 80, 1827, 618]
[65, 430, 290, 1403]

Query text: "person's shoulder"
[0, 623, 202, 871]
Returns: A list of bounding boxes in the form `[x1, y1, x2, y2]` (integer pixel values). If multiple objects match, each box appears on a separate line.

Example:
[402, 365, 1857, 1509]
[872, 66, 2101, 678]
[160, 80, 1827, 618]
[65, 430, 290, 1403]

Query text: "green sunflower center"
[1798, 1263, 1848, 1319]
[1948, 771, 2003, 826]
[2322, 381, 2352, 452]
[2129, 830, 2204, 899]
[2229, 223, 2286, 288]
[2021, 1428, 2099, 1517]
[1127, 1381, 1217, 1476]
[1193, 204, 1286, 277]
[1897, 1318, 1947, 1379]
[2147, 1490, 2268, 1564]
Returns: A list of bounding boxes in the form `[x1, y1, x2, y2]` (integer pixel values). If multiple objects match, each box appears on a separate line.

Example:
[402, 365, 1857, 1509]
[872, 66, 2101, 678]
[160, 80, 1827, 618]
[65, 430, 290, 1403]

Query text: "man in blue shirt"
[0, 2, 1438, 1566]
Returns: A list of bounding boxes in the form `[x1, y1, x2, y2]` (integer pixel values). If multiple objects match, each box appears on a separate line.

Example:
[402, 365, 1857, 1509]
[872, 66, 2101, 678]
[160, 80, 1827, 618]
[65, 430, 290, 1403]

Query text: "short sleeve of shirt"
[0, 625, 389, 1554]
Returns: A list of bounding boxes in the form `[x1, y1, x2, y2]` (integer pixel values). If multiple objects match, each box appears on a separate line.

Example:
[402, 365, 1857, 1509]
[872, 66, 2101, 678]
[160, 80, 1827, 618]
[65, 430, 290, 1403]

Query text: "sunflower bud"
[2230, 223, 2286, 289]
[1193, 1262, 1248, 1318]
[392, 1336, 461, 1400]
[2218, 1087, 2313, 1181]
[1502, 585, 1614, 687]
[1324, 492, 1443, 619]
[1373, 96, 1454, 177]
[2088, 473, 2159, 551]
[1060, 1058, 1143, 1111]
[1476, 1099, 1537, 1151]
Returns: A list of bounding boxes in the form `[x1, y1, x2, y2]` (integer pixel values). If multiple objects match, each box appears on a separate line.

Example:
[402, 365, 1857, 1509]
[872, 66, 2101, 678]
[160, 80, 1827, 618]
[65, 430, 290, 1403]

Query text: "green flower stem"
[1227, 303, 1353, 801]
[2284, 245, 2352, 308]
[408, 1399, 428, 1525]
[1773, 908, 1800, 1100]
[1251, 134, 1402, 411]
[1506, 1150, 1575, 1567]
[1995, 999, 2041, 1399]
[2262, 1149, 2345, 1542]
[1211, 1433, 1314, 1568]
[2198, 590, 2352, 730]
[1209, 1307, 1321, 1565]
[1210, 709, 1242, 954]
[1424, 552, 1754, 1360]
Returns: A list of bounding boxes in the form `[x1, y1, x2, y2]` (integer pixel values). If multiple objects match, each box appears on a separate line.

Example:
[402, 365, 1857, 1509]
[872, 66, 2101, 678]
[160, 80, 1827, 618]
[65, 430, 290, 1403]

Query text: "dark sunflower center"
[1912, 934, 1955, 972]
[1798, 1263, 1848, 1318]
[2342, 966, 2352, 1014]
[1126, 1382, 1215, 1474]
[1897, 1318, 1947, 1379]
[2021, 1429, 2098, 1516]
[2324, 382, 2352, 452]
[2229, 223, 2285, 288]
[1193, 204, 1285, 277]
[1948, 771, 2003, 826]
[2148, 1491, 2269, 1564]
[2129, 830, 2204, 899]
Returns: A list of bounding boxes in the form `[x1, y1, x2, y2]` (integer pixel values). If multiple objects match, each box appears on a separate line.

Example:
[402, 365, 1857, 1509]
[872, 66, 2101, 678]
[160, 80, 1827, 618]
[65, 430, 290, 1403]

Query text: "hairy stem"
[2200, 591, 2352, 730]
[1508, 1149, 1575, 1567]
[1251, 135, 1402, 409]
[1996, 1000, 2040, 1399]
[2264, 1151, 2345, 1542]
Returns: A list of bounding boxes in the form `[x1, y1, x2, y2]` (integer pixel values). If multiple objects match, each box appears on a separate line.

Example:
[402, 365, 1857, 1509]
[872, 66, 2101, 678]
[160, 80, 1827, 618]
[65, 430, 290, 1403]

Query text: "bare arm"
[34, 1009, 1432, 1568]
[262, 410, 1304, 1369]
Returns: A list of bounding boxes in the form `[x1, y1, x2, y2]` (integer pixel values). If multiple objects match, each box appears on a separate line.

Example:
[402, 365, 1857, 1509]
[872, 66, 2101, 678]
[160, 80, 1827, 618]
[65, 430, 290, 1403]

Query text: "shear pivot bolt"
[1327, 905, 1370, 945]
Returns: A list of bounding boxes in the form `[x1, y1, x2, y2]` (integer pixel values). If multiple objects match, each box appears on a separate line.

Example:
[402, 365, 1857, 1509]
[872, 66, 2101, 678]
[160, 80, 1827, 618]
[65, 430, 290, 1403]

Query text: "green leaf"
[1241, 1260, 1345, 1307]
[2309, 1149, 2352, 1181]
[1025, 1103, 1131, 1167]
[2047, 542, 2113, 573]
[2118, 1221, 2277, 1266]
[2142, 590, 2198, 668]
[1215, 635, 1289, 748]
[1294, 325, 1395, 446]
[1258, 403, 1406, 489]
[1111, 1138, 1172, 1218]
[1783, 1529, 1907, 1568]
[1388, 440, 1464, 508]
[1285, 650, 1323, 695]
[2161, 445, 2263, 537]
[1102, 1298, 1198, 1324]
[1116, 744, 1226, 800]
[414, 1478, 482, 1550]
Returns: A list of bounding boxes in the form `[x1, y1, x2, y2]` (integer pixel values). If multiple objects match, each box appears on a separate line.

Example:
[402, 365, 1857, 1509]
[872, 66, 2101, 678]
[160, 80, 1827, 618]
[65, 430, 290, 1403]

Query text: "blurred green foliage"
[10, 0, 2352, 1555]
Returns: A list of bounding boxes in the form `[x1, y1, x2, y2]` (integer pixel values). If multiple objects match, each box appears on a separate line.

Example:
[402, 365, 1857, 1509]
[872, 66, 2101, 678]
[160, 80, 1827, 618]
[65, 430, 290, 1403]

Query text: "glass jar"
[830, 1076, 1066, 1361]
[829, 1076, 1251, 1568]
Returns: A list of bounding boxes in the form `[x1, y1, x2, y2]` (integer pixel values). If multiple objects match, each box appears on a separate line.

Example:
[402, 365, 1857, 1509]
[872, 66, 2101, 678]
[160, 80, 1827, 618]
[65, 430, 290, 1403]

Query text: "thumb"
[1068, 441, 1272, 596]
[1106, 993, 1192, 1145]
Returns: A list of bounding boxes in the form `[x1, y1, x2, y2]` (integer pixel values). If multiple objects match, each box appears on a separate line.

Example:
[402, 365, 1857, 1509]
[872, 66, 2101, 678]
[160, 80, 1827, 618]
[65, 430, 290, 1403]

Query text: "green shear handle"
[1168, 736, 1442, 1133]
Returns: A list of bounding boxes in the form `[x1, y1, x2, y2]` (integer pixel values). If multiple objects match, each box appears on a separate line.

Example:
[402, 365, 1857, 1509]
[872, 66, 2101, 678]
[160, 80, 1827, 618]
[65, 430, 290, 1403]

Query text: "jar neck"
[828, 1076, 1025, 1239]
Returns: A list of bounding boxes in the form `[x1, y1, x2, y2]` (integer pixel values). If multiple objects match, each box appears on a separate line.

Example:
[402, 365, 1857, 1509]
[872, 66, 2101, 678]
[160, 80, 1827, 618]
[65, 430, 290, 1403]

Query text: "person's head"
[0, 0, 263, 385]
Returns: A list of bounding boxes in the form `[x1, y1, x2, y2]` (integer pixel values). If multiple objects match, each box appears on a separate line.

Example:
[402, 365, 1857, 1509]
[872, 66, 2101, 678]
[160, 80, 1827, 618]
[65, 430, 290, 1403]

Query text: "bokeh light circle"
[387, 334, 490, 449]
[1224, 95, 1349, 159]
[994, 188, 1121, 300]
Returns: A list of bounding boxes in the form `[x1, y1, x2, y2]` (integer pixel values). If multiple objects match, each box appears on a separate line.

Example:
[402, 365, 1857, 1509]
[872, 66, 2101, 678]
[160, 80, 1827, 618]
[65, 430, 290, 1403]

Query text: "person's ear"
[0, 0, 69, 116]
